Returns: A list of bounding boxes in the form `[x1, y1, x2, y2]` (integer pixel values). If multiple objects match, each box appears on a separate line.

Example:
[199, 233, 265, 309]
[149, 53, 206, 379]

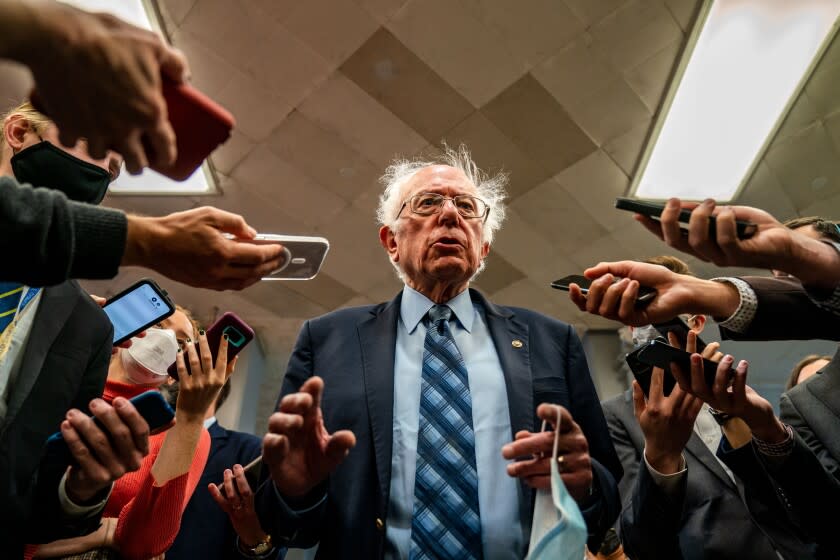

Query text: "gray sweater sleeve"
[0, 176, 127, 285]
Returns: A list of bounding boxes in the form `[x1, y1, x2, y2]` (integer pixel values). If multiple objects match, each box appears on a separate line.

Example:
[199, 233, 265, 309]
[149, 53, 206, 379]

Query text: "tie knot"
[427, 304, 452, 326]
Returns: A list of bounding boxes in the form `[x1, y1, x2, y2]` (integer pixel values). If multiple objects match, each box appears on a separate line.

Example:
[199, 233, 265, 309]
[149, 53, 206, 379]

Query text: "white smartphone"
[235, 234, 330, 280]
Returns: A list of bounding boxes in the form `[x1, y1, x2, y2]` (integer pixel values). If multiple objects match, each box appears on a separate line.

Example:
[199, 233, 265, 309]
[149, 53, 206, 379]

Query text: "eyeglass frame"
[396, 191, 491, 222]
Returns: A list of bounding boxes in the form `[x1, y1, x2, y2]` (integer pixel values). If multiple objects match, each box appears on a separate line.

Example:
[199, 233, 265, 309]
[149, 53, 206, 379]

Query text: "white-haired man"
[253, 146, 622, 559]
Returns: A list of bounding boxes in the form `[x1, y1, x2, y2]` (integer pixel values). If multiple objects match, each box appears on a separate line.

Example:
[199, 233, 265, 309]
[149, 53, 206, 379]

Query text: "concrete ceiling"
[3, 0, 840, 396]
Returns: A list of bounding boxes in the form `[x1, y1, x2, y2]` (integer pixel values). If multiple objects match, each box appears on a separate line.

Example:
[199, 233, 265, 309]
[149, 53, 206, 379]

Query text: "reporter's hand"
[671, 354, 786, 444]
[570, 260, 740, 326]
[174, 330, 230, 420]
[123, 207, 286, 291]
[209, 464, 268, 548]
[262, 377, 355, 499]
[63, 398, 150, 503]
[634, 368, 702, 475]
[19, 1, 189, 173]
[501, 404, 593, 503]
[670, 330, 723, 363]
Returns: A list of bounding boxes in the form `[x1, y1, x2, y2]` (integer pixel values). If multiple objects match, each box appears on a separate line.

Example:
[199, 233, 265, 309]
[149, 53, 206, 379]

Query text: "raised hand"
[209, 464, 269, 548]
[262, 377, 356, 499]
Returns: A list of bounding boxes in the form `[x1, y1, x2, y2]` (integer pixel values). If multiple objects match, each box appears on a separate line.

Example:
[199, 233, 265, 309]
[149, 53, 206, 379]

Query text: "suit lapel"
[804, 349, 840, 419]
[3, 283, 78, 433]
[357, 294, 401, 511]
[684, 433, 738, 491]
[471, 290, 534, 529]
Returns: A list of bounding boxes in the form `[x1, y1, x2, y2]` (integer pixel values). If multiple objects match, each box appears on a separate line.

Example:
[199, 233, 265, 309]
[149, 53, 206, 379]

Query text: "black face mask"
[11, 141, 111, 204]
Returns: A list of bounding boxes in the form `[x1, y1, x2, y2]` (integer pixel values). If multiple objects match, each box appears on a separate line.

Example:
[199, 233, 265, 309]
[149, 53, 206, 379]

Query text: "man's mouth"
[433, 236, 462, 247]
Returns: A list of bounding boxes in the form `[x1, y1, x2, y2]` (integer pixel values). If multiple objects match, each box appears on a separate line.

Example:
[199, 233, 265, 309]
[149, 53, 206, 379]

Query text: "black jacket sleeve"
[0, 176, 126, 285]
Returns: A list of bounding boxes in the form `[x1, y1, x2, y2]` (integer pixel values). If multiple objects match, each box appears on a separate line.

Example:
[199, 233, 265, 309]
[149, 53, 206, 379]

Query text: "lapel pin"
[512, 340, 523, 348]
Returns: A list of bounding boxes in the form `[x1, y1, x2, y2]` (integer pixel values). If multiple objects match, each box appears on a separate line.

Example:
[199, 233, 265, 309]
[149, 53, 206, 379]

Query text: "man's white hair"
[376, 144, 508, 280]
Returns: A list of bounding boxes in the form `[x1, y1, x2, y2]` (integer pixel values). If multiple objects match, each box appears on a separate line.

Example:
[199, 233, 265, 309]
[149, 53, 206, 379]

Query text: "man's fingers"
[233, 464, 252, 497]
[300, 377, 325, 414]
[223, 468, 237, 501]
[277, 392, 314, 416]
[536, 403, 574, 432]
[67, 408, 121, 476]
[208, 483, 230, 511]
[159, 46, 190, 83]
[144, 113, 177, 168]
[62, 419, 108, 482]
[701, 341, 721, 362]
[267, 411, 305, 435]
[92, 398, 145, 468]
[262, 433, 289, 467]
[660, 198, 688, 248]
[648, 367, 665, 404]
[325, 430, 357, 466]
[631, 380, 646, 420]
[636, 214, 666, 241]
[211, 209, 258, 239]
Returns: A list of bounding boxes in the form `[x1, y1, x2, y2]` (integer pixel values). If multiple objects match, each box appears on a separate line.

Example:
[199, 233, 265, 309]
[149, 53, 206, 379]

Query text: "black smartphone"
[42, 390, 175, 466]
[615, 197, 757, 240]
[652, 317, 707, 353]
[625, 341, 668, 397]
[551, 274, 657, 305]
[168, 312, 255, 380]
[633, 340, 732, 397]
[103, 279, 176, 345]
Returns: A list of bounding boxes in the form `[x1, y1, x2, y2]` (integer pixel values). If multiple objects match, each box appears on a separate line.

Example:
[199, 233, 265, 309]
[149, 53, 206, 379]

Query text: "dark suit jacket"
[0, 281, 112, 553]
[719, 276, 840, 341]
[255, 289, 622, 558]
[780, 347, 840, 479]
[167, 421, 282, 560]
[602, 391, 812, 559]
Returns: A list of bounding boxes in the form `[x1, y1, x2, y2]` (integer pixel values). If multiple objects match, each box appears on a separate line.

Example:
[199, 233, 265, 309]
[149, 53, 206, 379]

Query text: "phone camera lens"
[151, 297, 158, 302]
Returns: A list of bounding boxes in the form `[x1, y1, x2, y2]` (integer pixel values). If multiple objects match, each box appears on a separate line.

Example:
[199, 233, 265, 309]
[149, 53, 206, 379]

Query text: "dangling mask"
[11, 140, 110, 204]
[526, 411, 588, 560]
[121, 328, 179, 386]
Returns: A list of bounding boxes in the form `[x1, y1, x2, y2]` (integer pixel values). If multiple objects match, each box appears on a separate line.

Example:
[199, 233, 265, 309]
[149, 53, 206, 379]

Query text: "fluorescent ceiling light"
[632, 0, 840, 202]
[55, 0, 218, 195]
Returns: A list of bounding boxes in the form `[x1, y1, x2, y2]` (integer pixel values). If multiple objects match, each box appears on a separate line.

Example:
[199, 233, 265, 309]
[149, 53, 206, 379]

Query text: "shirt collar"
[400, 285, 474, 334]
[203, 416, 217, 429]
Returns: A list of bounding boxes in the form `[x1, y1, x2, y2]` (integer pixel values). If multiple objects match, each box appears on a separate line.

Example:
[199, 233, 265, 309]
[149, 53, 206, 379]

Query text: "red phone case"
[152, 80, 235, 181]
[168, 312, 254, 379]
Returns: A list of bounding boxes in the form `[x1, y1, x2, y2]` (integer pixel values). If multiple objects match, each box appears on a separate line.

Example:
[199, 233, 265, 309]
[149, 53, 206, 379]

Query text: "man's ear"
[3, 114, 31, 152]
[379, 225, 399, 263]
[481, 241, 490, 259]
[688, 314, 706, 334]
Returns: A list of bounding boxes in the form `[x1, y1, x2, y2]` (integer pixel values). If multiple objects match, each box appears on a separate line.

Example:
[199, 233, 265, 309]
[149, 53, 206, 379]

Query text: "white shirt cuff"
[58, 471, 112, 517]
[711, 277, 758, 333]
[643, 449, 687, 497]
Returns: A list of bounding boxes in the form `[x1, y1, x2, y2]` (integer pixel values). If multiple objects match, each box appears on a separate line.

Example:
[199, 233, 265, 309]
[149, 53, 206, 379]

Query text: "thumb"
[324, 430, 356, 467]
[209, 208, 257, 238]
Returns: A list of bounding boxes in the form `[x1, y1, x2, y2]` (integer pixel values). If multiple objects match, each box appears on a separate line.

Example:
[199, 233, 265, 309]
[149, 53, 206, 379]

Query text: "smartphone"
[550, 274, 657, 305]
[615, 197, 757, 240]
[43, 390, 175, 467]
[632, 339, 732, 397]
[652, 317, 707, 353]
[168, 311, 255, 379]
[149, 79, 235, 181]
[233, 234, 330, 280]
[103, 279, 175, 345]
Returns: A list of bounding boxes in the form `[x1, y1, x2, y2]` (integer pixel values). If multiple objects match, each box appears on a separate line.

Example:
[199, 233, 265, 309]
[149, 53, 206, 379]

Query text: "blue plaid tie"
[411, 305, 483, 560]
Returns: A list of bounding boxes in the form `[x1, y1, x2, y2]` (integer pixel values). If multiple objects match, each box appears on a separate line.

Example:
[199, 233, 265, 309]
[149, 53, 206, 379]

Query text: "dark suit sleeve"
[601, 397, 640, 505]
[564, 327, 622, 551]
[719, 276, 840, 341]
[255, 320, 328, 549]
[0, 177, 127, 286]
[27, 316, 112, 543]
[779, 394, 840, 478]
[620, 463, 686, 560]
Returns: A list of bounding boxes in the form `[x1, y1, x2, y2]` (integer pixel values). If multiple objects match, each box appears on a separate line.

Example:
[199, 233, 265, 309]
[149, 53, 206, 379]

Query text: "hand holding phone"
[632, 340, 732, 397]
[229, 234, 329, 280]
[168, 312, 254, 379]
[103, 279, 175, 345]
[552, 274, 656, 306]
[615, 197, 757, 240]
[44, 391, 174, 468]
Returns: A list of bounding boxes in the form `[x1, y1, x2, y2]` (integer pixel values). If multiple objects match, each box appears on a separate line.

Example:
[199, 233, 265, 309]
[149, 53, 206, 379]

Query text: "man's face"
[19, 123, 122, 181]
[381, 165, 490, 288]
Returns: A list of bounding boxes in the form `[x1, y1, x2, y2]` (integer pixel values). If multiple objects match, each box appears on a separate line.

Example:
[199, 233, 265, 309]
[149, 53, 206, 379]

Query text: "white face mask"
[631, 324, 661, 347]
[526, 412, 588, 560]
[121, 328, 179, 385]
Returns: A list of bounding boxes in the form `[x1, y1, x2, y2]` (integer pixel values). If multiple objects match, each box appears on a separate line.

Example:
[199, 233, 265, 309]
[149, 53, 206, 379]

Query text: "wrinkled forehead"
[401, 165, 477, 199]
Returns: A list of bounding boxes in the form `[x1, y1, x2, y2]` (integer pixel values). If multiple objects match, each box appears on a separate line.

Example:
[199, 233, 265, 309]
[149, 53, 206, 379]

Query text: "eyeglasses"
[398, 192, 490, 221]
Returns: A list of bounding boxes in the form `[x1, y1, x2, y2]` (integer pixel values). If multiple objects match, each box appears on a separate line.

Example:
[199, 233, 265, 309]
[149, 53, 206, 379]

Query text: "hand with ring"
[209, 464, 270, 549]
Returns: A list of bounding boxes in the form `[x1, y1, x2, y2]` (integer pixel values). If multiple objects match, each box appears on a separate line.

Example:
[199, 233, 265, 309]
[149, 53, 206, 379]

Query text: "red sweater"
[26, 380, 211, 560]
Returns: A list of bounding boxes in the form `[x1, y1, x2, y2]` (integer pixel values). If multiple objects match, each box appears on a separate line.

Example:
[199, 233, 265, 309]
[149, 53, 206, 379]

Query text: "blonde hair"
[0, 101, 50, 151]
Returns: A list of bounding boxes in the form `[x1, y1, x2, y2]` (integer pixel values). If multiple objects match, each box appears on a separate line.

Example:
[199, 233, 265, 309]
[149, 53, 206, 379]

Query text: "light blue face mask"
[526, 411, 588, 560]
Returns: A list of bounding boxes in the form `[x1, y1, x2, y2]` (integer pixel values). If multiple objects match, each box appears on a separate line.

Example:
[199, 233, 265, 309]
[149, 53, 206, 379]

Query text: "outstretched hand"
[262, 377, 356, 498]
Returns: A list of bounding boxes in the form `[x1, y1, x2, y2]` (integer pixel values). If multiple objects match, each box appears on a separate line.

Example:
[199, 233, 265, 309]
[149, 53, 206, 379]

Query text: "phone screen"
[104, 283, 171, 343]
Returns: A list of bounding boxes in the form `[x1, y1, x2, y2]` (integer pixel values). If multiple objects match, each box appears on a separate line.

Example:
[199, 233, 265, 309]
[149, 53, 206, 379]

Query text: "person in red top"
[29, 306, 234, 559]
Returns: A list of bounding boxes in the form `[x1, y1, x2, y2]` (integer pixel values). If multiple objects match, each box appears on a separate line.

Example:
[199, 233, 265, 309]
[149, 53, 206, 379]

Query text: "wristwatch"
[708, 408, 733, 425]
[240, 534, 274, 557]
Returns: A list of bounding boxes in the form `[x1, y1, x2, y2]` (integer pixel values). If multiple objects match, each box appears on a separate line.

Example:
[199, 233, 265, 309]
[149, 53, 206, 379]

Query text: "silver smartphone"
[234, 234, 330, 280]
[258, 234, 329, 280]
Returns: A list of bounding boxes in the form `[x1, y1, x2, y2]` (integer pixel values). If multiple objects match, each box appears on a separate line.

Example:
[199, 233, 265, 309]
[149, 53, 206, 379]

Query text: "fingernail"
[67, 410, 76, 418]
[739, 359, 748, 368]
[177, 347, 182, 353]
[223, 334, 229, 341]
[199, 329, 206, 336]
[114, 398, 127, 409]
[723, 354, 733, 363]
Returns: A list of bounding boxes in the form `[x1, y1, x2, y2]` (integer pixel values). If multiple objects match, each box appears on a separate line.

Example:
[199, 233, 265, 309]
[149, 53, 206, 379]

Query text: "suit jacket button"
[375, 518, 385, 531]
